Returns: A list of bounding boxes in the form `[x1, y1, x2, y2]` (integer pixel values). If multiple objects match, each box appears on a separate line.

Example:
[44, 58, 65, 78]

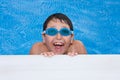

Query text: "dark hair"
[43, 13, 73, 31]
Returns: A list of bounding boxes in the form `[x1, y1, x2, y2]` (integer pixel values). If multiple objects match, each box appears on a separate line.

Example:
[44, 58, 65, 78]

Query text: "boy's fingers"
[75, 53, 78, 55]
[68, 52, 74, 56]
[68, 52, 78, 56]
[42, 52, 48, 57]
[40, 53, 44, 55]
[41, 52, 55, 57]
[48, 52, 54, 57]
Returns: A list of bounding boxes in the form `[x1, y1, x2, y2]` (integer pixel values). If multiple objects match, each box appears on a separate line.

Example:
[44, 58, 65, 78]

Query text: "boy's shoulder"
[73, 40, 83, 46]
[73, 40, 87, 54]
[30, 42, 46, 54]
[33, 42, 44, 47]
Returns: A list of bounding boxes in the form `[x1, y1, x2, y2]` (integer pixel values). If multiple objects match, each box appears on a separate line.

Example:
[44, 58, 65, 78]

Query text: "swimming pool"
[0, 0, 120, 54]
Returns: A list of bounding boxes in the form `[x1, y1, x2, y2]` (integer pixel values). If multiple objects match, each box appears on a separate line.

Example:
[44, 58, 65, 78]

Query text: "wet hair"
[43, 13, 73, 31]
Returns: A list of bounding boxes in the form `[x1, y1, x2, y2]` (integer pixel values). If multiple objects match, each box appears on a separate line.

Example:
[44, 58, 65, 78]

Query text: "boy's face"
[42, 19, 74, 54]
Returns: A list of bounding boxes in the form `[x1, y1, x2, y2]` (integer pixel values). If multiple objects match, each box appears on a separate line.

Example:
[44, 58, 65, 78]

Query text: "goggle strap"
[42, 31, 46, 34]
[71, 31, 74, 34]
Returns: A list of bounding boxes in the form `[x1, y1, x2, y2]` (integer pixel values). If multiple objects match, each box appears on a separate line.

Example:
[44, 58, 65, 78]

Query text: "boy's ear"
[71, 34, 74, 44]
[42, 33, 45, 43]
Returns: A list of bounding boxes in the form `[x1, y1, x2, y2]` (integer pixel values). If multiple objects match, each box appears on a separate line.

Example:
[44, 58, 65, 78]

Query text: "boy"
[30, 13, 87, 56]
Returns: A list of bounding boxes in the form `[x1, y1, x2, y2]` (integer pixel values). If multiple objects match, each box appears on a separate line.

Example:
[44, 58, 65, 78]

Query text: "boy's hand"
[41, 52, 55, 57]
[41, 51, 78, 57]
[68, 52, 78, 56]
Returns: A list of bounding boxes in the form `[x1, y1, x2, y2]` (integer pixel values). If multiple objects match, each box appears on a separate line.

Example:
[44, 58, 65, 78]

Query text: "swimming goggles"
[43, 27, 73, 36]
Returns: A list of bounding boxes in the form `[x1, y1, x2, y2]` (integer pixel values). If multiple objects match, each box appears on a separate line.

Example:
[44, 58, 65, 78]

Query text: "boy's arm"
[30, 40, 87, 55]
[67, 40, 87, 54]
[30, 42, 49, 55]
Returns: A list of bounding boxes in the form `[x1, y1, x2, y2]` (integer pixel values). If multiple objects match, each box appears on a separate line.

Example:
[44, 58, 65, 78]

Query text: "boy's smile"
[53, 41, 64, 54]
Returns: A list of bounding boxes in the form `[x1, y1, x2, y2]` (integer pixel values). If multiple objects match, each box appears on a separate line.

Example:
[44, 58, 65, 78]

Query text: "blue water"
[0, 0, 120, 55]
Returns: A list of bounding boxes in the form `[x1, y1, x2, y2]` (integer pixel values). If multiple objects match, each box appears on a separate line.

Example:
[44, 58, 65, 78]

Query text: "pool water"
[0, 0, 120, 54]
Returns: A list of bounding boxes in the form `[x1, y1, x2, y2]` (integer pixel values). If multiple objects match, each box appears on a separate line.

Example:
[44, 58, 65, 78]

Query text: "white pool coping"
[0, 55, 120, 80]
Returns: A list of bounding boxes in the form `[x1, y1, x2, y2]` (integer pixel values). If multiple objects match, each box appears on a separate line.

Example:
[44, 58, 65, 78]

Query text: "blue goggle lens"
[60, 28, 71, 36]
[44, 28, 72, 36]
[46, 28, 58, 36]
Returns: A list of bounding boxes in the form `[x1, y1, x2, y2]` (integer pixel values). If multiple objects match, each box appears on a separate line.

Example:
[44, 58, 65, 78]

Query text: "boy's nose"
[56, 33, 62, 40]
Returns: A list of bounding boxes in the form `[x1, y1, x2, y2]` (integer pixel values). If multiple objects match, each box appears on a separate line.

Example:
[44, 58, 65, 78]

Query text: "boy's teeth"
[56, 43, 61, 45]
[55, 43, 61, 45]
[54, 42, 63, 46]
